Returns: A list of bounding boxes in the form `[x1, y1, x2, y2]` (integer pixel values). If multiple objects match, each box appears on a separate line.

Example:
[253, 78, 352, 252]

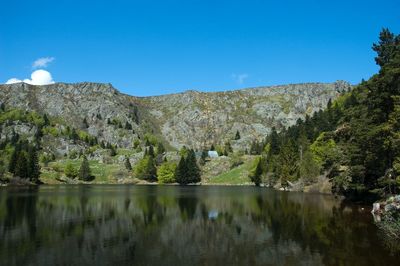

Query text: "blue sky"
[1, 0, 399, 96]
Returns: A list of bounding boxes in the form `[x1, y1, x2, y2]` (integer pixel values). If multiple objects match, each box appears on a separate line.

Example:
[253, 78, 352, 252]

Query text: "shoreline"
[0, 179, 339, 196]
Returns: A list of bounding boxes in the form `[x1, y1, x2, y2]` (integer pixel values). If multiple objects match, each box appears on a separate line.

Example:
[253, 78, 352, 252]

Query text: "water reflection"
[0, 185, 399, 266]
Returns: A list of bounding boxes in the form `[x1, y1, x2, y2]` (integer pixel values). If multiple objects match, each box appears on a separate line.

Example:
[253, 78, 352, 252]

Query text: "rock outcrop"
[0, 81, 351, 151]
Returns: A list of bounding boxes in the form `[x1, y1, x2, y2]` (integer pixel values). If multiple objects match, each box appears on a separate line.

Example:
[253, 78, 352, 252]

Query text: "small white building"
[208, 151, 218, 158]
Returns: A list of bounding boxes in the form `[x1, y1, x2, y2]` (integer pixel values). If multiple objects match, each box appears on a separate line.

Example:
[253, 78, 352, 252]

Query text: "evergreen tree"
[78, 155, 93, 181]
[186, 149, 201, 183]
[144, 156, 157, 181]
[71, 128, 79, 142]
[34, 126, 43, 144]
[235, 130, 241, 140]
[156, 142, 165, 155]
[124, 156, 132, 170]
[269, 127, 280, 155]
[175, 156, 188, 184]
[277, 140, 299, 182]
[250, 158, 263, 186]
[9, 145, 20, 174]
[179, 146, 189, 157]
[43, 114, 49, 126]
[15, 151, 29, 179]
[148, 145, 155, 157]
[125, 121, 132, 130]
[28, 146, 40, 182]
[372, 28, 400, 67]
[134, 155, 157, 181]
[145, 139, 151, 146]
[83, 117, 89, 128]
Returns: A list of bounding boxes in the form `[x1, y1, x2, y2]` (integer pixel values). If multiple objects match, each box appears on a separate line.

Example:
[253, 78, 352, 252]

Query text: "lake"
[0, 185, 399, 266]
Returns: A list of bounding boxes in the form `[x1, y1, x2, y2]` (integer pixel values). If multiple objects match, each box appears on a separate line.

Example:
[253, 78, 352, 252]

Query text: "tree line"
[133, 144, 201, 184]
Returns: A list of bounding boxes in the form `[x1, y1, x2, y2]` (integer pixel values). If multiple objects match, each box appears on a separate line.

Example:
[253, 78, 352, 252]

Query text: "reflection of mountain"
[0, 186, 398, 265]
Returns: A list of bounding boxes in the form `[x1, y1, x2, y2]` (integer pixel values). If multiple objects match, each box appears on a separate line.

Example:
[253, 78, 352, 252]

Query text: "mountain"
[0, 81, 350, 153]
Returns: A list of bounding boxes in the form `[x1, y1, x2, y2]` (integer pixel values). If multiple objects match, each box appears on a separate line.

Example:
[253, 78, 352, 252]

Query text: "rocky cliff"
[0, 81, 350, 151]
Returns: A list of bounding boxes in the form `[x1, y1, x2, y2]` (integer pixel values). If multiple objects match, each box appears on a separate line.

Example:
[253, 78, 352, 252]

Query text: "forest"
[249, 28, 400, 202]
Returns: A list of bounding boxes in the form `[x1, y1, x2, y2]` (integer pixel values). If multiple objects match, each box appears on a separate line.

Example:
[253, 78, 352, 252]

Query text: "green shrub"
[157, 162, 177, 183]
[64, 162, 77, 178]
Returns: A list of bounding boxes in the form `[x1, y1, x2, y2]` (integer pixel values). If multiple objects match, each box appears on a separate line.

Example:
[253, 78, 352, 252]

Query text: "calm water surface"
[0, 185, 399, 266]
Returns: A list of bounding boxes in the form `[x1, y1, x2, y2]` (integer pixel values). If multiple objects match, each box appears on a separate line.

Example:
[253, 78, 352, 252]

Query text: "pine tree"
[15, 151, 29, 179]
[78, 155, 92, 181]
[125, 121, 132, 130]
[134, 155, 156, 181]
[124, 156, 132, 170]
[145, 139, 151, 147]
[144, 156, 157, 181]
[28, 146, 40, 182]
[250, 158, 263, 186]
[156, 142, 165, 155]
[175, 156, 187, 184]
[186, 149, 201, 183]
[269, 127, 280, 155]
[372, 28, 400, 67]
[148, 145, 155, 157]
[34, 125, 43, 143]
[43, 114, 49, 126]
[9, 145, 20, 174]
[235, 130, 241, 140]
[71, 128, 79, 142]
[83, 117, 89, 128]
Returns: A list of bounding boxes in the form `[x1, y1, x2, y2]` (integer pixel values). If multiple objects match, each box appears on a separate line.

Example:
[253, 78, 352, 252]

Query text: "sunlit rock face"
[0, 81, 350, 151]
[143, 81, 350, 149]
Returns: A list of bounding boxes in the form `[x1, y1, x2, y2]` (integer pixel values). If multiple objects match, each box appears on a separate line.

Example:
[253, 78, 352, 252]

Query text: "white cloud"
[231, 73, 249, 85]
[6, 78, 23, 84]
[32, 57, 55, 68]
[4, 70, 55, 85]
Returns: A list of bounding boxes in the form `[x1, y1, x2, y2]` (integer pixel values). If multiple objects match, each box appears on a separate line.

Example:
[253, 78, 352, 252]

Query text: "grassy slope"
[205, 157, 255, 185]
[40, 159, 132, 184]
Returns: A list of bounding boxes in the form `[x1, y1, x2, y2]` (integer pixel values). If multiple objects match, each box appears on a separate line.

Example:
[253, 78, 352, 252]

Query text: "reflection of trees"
[0, 186, 399, 265]
[3, 187, 38, 238]
[250, 192, 399, 266]
[0, 187, 39, 265]
[178, 196, 198, 220]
